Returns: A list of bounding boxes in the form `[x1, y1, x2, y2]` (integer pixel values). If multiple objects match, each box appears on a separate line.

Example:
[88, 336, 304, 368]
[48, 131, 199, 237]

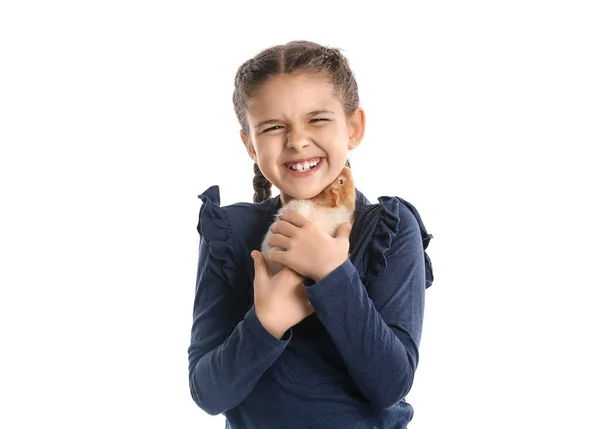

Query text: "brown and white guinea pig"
[261, 166, 356, 276]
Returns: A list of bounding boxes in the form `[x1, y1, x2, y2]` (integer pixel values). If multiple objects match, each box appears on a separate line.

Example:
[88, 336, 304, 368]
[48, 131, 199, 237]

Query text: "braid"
[253, 163, 272, 203]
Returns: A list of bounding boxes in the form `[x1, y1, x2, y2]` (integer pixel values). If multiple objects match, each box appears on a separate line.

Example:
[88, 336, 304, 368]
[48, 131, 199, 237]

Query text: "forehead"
[247, 72, 342, 118]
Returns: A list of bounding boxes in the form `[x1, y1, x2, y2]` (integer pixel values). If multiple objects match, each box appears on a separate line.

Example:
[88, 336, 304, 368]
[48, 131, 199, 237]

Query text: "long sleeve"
[188, 239, 291, 415]
[304, 200, 428, 410]
[188, 186, 291, 415]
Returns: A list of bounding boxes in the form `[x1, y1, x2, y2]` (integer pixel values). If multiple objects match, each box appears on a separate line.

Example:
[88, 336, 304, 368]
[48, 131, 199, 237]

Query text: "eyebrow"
[254, 110, 335, 129]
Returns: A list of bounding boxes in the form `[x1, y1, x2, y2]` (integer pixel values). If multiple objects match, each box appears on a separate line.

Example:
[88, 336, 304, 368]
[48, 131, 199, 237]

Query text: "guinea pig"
[261, 166, 356, 276]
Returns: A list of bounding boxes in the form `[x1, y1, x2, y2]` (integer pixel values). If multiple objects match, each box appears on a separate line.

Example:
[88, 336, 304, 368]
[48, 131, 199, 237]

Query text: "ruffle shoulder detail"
[197, 185, 239, 287]
[372, 196, 435, 288]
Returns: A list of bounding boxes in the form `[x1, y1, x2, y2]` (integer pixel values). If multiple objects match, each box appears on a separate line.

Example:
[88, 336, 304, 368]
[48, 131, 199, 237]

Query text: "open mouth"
[285, 157, 321, 173]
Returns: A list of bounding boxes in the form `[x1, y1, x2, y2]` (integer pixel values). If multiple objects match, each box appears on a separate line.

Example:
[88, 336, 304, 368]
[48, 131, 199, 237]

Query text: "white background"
[1, 1, 599, 428]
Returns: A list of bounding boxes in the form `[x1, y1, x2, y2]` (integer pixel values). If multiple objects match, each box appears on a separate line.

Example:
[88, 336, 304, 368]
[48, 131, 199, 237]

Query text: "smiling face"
[241, 72, 365, 204]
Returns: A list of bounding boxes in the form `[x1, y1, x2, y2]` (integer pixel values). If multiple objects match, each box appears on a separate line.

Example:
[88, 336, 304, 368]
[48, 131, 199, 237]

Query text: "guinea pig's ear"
[330, 189, 340, 207]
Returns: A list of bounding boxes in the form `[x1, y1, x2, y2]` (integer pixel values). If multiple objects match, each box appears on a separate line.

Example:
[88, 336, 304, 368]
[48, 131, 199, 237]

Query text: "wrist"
[255, 306, 287, 339]
[313, 257, 347, 282]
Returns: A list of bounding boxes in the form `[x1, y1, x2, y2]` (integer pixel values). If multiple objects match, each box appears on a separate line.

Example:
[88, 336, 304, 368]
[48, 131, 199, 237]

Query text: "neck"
[280, 192, 298, 206]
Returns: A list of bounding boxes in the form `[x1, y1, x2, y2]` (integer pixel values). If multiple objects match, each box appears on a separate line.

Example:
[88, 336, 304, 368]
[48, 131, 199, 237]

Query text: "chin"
[284, 185, 325, 201]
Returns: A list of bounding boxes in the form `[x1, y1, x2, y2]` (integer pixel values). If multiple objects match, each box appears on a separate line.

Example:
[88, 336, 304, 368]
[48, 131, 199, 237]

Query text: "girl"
[188, 40, 434, 429]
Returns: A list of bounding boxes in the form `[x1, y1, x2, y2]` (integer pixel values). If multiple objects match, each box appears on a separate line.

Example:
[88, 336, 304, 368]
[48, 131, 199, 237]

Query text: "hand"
[251, 250, 314, 339]
[267, 211, 352, 282]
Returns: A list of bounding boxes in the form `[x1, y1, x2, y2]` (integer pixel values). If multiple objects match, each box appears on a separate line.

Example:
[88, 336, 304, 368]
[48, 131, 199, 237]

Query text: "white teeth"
[289, 159, 319, 172]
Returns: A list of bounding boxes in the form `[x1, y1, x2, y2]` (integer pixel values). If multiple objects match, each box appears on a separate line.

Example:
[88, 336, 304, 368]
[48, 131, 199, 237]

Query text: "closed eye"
[262, 118, 329, 133]
[262, 125, 283, 133]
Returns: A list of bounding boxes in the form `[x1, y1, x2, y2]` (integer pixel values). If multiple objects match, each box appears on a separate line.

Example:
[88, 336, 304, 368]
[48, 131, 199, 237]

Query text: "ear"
[240, 129, 257, 161]
[334, 191, 340, 207]
[330, 188, 340, 207]
[347, 107, 366, 150]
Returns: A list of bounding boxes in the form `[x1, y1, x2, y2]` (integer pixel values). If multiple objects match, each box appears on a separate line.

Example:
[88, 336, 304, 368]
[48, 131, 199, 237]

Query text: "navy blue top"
[188, 186, 434, 429]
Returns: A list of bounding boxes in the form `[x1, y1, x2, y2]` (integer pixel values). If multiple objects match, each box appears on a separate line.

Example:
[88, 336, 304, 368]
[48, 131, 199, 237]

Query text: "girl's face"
[242, 72, 365, 204]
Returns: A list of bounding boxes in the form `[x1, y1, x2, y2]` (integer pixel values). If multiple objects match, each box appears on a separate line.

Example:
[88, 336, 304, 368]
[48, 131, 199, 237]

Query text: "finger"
[335, 222, 352, 240]
[270, 220, 297, 238]
[279, 210, 307, 228]
[251, 251, 268, 281]
[268, 248, 286, 266]
[268, 233, 291, 249]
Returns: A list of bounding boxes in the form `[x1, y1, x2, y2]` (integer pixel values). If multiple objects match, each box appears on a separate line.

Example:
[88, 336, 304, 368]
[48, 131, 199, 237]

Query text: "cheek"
[254, 142, 277, 161]
[316, 124, 342, 139]
[256, 151, 282, 180]
[320, 124, 350, 147]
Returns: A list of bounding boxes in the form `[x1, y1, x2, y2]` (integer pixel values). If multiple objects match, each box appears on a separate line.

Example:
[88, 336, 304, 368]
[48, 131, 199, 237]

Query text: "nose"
[286, 129, 310, 151]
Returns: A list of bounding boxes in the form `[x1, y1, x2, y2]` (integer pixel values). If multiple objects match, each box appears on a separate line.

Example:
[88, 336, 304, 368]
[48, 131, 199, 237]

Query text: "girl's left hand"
[267, 211, 352, 282]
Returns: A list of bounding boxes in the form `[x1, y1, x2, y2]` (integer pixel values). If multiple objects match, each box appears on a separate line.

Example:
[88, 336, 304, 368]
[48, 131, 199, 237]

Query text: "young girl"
[188, 40, 434, 429]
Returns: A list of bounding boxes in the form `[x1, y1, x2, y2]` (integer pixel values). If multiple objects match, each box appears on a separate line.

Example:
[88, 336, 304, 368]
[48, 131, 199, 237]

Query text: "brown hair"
[233, 40, 360, 203]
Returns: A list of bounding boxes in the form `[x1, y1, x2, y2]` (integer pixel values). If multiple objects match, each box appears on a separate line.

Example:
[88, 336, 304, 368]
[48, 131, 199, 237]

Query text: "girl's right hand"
[250, 250, 314, 339]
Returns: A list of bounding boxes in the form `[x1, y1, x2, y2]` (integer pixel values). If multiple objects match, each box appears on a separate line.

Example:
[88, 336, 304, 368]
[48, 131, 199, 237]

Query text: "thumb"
[251, 251, 267, 279]
[335, 222, 352, 240]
